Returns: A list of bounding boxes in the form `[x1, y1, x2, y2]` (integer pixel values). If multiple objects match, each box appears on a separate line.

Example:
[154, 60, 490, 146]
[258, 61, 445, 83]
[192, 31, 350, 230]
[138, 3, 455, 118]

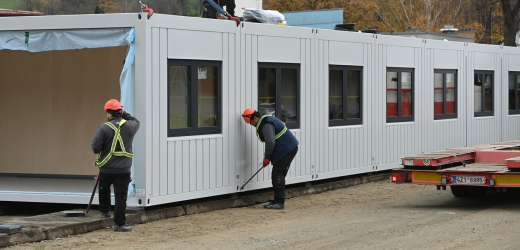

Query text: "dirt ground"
[6, 179, 520, 250]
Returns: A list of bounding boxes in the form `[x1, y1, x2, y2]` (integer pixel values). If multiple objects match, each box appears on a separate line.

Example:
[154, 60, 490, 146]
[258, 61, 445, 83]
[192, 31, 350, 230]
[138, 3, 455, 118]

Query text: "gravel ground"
[5, 179, 520, 250]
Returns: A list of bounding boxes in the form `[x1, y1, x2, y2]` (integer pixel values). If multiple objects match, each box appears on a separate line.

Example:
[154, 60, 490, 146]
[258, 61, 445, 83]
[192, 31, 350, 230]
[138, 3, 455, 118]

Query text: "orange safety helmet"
[242, 108, 256, 124]
[104, 99, 123, 112]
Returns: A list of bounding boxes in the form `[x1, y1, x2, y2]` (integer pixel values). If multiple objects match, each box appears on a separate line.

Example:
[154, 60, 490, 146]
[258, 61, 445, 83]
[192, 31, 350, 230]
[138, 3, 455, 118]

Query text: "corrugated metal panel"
[466, 44, 502, 145]
[375, 36, 424, 170]
[502, 49, 520, 141]
[241, 23, 313, 188]
[423, 40, 466, 153]
[315, 30, 374, 179]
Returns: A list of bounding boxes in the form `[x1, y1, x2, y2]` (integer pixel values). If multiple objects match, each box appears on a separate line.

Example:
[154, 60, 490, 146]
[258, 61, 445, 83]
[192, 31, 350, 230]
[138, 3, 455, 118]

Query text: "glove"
[262, 158, 270, 168]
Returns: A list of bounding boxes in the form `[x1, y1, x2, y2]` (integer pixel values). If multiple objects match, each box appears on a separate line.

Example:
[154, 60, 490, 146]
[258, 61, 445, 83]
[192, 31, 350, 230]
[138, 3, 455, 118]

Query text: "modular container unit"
[239, 22, 314, 190]
[501, 46, 520, 141]
[466, 43, 502, 145]
[144, 15, 241, 206]
[422, 40, 467, 153]
[315, 29, 375, 179]
[373, 35, 424, 170]
[0, 13, 516, 207]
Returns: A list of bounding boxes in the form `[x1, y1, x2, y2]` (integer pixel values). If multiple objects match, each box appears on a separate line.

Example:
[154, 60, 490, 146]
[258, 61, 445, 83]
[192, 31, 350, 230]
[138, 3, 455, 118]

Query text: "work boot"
[114, 224, 132, 232]
[263, 202, 284, 210]
[100, 211, 111, 218]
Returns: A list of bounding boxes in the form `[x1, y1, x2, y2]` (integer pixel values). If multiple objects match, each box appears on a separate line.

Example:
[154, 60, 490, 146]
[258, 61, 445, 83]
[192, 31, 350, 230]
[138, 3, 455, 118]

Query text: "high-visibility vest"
[95, 119, 134, 168]
[255, 115, 287, 142]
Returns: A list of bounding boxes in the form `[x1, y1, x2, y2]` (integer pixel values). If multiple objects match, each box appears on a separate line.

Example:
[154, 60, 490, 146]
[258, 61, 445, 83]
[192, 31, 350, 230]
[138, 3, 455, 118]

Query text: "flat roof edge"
[0, 13, 142, 31]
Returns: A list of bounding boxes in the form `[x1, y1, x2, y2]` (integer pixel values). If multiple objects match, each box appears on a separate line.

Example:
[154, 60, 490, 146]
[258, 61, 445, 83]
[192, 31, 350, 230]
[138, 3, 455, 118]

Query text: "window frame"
[434, 69, 458, 120]
[328, 65, 363, 126]
[167, 59, 222, 137]
[258, 63, 300, 129]
[474, 70, 494, 117]
[386, 67, 415, 123]
[509, 71, 520, 115]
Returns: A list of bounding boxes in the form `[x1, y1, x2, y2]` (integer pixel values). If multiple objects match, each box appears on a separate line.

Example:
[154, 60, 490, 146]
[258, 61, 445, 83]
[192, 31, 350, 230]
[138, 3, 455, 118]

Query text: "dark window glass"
[509, 72, 520, 115]
[329, 65, 362, 126]
[387, 68, 414, 122]
[258, 63, 300, 129]
[434, 69, 457, 120]
[168, 60, 221, 137]
[474, 71, 494, 117]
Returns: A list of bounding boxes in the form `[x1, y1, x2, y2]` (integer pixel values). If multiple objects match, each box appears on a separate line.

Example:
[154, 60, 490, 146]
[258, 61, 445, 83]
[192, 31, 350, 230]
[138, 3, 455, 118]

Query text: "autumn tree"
[376, 0, 466, 32]
[500, 0, 520, 46]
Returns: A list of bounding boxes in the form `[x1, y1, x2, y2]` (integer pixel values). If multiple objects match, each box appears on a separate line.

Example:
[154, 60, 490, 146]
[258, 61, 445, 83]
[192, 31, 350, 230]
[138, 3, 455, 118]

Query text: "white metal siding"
[502, 49, 520, 141]
[423, 41, 466, 153]
[316, 30, 374, 180]
[466, 44, 502, 145]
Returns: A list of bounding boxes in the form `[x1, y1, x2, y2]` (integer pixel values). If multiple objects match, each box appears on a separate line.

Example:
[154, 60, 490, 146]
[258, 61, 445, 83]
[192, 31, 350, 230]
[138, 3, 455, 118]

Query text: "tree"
[97, 0, 115, 13]
[500, 0, 520, 46]
[376, 0, 466, 32]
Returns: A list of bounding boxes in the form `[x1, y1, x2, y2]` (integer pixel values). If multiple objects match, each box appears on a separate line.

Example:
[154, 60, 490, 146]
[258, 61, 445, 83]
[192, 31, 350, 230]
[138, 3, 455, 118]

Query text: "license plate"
[453, 176, 485, 185]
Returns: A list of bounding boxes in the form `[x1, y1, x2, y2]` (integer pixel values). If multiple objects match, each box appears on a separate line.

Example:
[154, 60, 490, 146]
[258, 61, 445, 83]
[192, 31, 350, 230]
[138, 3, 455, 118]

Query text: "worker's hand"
[262, 158, 270, 168]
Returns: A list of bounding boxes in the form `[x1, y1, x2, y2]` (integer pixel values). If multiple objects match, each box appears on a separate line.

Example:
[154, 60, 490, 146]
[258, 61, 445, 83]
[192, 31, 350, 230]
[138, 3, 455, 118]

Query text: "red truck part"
[392, 140, 520, 197]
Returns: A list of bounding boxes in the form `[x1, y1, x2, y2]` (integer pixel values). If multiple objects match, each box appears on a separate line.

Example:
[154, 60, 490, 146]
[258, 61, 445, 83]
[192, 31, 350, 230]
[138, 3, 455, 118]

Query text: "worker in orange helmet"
[242, 108, 299, 210]
[91, 99, 140, 232]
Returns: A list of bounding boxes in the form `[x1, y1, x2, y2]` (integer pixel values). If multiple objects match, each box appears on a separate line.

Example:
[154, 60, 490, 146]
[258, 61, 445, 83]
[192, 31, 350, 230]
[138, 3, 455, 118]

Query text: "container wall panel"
[315, 30, 374, 180]
[374, 35, 424, 170]
[466, 45, 502, 145]
[240, 23, 313, 189]
[423, 41, 467, 153]
[502, 50, 520, 141]
[154, 18, 239, 204]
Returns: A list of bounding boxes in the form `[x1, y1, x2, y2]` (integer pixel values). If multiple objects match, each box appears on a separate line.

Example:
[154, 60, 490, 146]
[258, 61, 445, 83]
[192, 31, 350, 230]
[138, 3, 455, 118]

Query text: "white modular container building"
[1, 13, 519, 207]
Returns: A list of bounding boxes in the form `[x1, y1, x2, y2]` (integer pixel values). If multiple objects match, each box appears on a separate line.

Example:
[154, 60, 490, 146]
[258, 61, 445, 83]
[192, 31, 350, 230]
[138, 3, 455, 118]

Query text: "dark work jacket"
[256, 116, 299, 165]
[91, 112, 140, 174]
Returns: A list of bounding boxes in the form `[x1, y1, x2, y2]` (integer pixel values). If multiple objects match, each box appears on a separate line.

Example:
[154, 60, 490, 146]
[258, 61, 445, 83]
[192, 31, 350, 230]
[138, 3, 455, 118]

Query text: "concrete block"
[0, 224, 22, 234]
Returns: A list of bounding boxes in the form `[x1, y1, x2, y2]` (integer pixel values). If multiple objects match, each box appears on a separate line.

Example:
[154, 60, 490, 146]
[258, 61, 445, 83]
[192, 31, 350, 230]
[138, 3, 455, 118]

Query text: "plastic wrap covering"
[243, 8, 286, 25]
[0, 28, 130, 52]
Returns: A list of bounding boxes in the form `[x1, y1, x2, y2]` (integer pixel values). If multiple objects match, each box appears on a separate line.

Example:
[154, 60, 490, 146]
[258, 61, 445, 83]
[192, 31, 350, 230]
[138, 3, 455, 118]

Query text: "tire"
[450, 185, 468, 197]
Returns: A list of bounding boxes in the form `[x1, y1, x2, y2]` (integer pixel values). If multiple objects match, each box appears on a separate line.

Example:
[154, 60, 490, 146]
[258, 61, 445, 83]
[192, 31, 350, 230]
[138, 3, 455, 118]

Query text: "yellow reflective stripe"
[96, 119, 132, 168]
[255, 115, 288, 142]
[275, 126, 287, 139]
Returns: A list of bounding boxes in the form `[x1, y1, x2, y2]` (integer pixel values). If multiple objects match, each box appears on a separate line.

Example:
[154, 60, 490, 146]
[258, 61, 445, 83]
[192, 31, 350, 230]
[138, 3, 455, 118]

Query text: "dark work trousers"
[98, 172, 130, 226]
[271, 147, 298, 204]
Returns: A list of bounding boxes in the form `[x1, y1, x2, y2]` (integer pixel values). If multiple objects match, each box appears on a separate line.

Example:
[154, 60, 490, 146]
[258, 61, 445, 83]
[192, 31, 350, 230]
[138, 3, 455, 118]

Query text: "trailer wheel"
[450, 186, 468, 197]
[465, 186, 487, 198]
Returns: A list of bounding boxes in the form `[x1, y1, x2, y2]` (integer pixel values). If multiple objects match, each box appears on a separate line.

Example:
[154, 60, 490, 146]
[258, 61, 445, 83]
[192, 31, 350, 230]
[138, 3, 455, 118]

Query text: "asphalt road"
[6, 180, 520, 250]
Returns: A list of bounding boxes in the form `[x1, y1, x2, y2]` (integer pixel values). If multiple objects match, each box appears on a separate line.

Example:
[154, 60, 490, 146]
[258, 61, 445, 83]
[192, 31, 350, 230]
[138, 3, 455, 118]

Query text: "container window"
[329, 65, 362, 126]
[258, 63, 300, 129]
[508, 72, 520, 115]
[434, 69, 457, 120]
[387, 68, 414, 123]
[168, 60, 221, 137]
[474, 71, 494, 117]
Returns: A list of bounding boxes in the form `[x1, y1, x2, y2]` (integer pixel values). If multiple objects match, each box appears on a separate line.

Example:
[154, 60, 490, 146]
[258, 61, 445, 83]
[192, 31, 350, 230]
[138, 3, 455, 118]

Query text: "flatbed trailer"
[391, 140, 520, 197]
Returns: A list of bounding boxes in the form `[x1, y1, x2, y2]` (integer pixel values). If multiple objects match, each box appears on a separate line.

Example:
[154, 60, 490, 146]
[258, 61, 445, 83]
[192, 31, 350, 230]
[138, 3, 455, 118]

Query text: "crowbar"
[86, 170, 100, 215]
[240, 163, 264, 190]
